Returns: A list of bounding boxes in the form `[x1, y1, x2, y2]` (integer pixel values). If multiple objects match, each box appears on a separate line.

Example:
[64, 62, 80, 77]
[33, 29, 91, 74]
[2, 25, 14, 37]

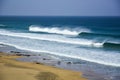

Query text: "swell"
[79, 32, 120, 38]
[103, 42, 120, 49]
[79, 32, 120, 49]
[0, 24, 6, 27]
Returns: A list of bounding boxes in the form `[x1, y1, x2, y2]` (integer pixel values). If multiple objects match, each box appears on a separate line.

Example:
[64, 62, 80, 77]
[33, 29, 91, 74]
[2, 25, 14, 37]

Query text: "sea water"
[0, 16, 120, 80]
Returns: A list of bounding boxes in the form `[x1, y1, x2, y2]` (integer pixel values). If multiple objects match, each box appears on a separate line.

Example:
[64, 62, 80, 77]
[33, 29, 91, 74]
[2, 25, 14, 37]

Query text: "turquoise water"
[0, 16, 120, 67]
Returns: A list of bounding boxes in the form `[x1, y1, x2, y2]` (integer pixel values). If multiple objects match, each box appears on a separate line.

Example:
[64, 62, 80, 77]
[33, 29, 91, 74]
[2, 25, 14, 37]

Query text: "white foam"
[0, 42, 120, 67]
[29, 25, 90, 36]
[0, 29, 103, 47]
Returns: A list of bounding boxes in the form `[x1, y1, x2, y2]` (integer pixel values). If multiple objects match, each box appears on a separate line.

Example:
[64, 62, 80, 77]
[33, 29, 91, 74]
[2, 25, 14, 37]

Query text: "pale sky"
[0, 0, 120, 16]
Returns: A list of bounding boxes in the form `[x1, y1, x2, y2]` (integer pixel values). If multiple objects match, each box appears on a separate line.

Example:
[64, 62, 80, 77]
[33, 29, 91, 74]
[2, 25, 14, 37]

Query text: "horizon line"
[0, 15, 120, 17]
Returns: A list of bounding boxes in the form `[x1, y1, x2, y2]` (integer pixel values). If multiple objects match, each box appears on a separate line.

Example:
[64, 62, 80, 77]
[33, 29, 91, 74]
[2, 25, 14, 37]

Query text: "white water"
[0, 29, 120, 67]
[29, 25, 90, 35]
[0, 29, 103, 47]
[0, 39, 120, 67]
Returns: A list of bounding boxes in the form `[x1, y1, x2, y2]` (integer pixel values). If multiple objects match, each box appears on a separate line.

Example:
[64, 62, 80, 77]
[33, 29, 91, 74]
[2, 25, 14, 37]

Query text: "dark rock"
[35, 62, 41, 64]
[67, 62, 72, 64]
[10, 51, 31, 57]
[24, 54, 31, 57]
[10, 51, 21, 53]
[16, 54, 24, 56]
[73, 62, 81, 64]
[43, 58, 51, 60]
[57, 61, 61, 65]
[43, 58, 46, 60]
[34, 61, 43, 65]
[10, 51, 15, 53]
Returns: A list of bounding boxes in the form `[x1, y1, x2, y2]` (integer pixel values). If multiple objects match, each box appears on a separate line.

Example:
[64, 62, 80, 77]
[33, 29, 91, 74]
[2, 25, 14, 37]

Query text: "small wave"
[103, 42, 120, 49]
[79, 32, 120, 38]
[29, 25, 90, 36]
[0, 24, 6, 27]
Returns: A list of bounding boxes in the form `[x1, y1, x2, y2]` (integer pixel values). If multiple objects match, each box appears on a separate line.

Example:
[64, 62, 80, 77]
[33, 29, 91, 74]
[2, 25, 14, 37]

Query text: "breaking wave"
[0, 29, 120, 48]
[0, 29, 103, 47]
[29, 25, 90, 35]
[79, 32, 120, 38]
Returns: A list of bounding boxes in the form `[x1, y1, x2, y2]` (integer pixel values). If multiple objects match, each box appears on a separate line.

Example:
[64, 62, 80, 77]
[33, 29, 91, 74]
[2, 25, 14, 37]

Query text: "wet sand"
[0, 52, 87, 80]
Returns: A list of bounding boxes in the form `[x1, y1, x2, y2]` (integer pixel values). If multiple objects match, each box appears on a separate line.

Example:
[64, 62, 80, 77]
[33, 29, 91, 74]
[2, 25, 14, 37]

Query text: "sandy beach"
[0, 52, 87, 80]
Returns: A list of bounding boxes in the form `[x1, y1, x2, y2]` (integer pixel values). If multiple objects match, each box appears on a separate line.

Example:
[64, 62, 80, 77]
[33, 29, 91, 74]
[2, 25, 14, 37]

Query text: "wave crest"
[29, 25, 90, 35]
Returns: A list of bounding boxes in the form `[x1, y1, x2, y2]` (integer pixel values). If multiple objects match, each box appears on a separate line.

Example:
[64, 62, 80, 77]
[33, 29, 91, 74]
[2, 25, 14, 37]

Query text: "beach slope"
[0, 53, 87, 80]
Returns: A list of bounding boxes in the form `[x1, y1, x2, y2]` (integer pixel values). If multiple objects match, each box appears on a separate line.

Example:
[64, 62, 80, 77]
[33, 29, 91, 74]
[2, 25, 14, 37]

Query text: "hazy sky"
[0, 0, 120, 16]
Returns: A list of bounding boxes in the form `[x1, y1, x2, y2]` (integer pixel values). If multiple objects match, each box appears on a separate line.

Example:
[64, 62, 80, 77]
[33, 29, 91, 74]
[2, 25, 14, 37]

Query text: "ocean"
[0, 16, 120, 80]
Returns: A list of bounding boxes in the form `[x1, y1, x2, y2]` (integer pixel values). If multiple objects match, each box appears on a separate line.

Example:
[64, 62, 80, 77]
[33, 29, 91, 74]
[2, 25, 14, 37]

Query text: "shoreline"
[1, 43, 120, 80]
[0, 52, 87, 80]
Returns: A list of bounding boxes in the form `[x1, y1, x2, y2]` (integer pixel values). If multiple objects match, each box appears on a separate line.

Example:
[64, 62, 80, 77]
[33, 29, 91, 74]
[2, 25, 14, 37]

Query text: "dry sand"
[0, 52, 87, 80]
